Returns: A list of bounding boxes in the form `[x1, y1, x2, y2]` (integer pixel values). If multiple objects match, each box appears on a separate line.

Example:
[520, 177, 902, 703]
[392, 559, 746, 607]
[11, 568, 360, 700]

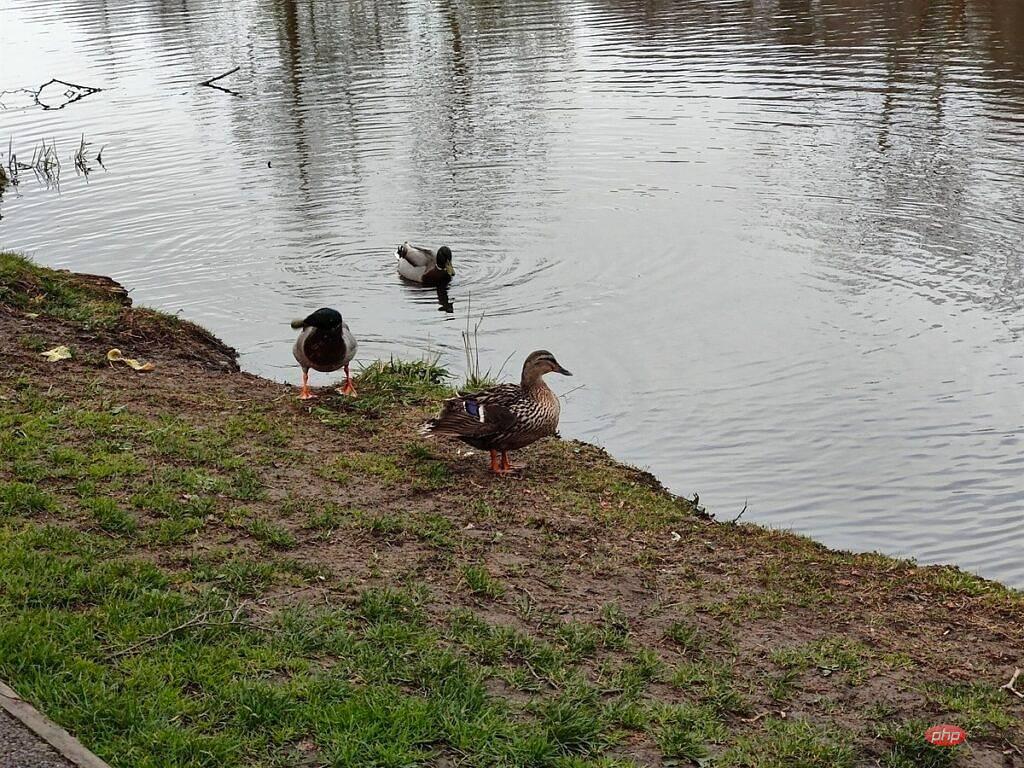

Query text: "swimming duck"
[396, 242, 455, 286]
[423, 350, 571, 474]
[291, 307, 358, 399]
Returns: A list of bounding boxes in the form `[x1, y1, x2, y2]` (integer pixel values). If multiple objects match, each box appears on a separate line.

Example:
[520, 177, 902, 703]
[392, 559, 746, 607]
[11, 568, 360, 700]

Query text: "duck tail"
[421, 397, 478, 439]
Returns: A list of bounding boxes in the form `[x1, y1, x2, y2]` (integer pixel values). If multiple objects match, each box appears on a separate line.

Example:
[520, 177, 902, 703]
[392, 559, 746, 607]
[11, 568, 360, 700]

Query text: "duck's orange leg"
[498, 451, 525, 474]
[340, 364, 357, 397]
[489, 450, 501, 473]
[299, 369, 315, 400]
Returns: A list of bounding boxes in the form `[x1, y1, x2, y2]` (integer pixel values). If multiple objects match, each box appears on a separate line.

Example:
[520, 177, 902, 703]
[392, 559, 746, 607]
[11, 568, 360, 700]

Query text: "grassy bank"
[0, 252, 1021, 768]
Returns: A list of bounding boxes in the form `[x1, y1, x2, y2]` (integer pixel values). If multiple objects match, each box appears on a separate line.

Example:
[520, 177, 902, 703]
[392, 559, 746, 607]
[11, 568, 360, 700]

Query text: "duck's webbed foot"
[298, 370, 315, 400]
[338, 364, 357, 397]
[495, 451, 525, 476]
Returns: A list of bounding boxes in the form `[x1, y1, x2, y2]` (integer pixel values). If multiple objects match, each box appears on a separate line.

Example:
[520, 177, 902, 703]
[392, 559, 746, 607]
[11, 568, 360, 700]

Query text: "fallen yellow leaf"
[41, 345, 72, 362]
[106, 348, 155, 372]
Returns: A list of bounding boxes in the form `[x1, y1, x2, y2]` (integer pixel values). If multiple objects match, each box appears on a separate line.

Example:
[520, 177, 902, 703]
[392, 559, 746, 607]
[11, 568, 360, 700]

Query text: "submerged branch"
[200, 66, 243, 97]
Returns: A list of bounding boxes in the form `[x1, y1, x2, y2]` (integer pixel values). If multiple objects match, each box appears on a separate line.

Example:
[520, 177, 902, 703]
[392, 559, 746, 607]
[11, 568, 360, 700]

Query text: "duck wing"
[396, 242, 434, 268]
[341, 322, 358, 366]
[424, 385, 520, 439]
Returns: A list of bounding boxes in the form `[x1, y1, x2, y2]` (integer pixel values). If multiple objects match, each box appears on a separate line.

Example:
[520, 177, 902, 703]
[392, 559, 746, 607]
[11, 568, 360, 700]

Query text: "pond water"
[2, 0, 1023, 586]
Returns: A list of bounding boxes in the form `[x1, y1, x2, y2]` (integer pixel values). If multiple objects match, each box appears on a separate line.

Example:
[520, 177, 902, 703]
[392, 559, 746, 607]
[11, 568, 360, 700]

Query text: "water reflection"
[2, 0, 1024, 585]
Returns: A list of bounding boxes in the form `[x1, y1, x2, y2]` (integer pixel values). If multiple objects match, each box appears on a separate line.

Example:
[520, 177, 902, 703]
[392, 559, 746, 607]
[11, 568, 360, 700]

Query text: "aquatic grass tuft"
[461, 298, 513, 391]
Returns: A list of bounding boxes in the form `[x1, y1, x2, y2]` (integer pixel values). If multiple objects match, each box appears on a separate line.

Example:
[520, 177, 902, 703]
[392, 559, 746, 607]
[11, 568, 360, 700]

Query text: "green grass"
[876, 721, 957, 768]
[303, 503, 350, 533]
[670, 659, 750, 717]
[462, 564, 507, 599]
[555, 622, 601, 660]
[664, 619, 705, 656]
[2, 524, 640, 768]
[145, 516, 204, 545]
[654, 702, 728, 761]
[231, 467, 265, 501]
[925, 681, 1017, 736]
[770, 636, 870, 678]
[531, 686, 608, 758]
[766, 669, 800, 703]
[2, 254, 1022, 768]
[0, 252, 124, 328]
[718, 718, 855, 768]
[0, 480, 55, 516]
[82, 496, 137, 535]
[346, 358, 450, 418]
[244, 518, 297, 550]
[188, 553, 284, 597]
[598, 603, 631, 650]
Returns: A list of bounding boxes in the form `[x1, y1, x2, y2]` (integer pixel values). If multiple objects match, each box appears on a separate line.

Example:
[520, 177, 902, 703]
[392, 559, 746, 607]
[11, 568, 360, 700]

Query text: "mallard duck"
[396, 242, 455, 286]
[291, 308, 358, 399]
[423, 350, 572, 474]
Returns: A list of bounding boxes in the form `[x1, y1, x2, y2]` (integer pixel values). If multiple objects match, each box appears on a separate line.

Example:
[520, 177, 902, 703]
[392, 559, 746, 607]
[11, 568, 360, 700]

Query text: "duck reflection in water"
[436, 284, 455, 313]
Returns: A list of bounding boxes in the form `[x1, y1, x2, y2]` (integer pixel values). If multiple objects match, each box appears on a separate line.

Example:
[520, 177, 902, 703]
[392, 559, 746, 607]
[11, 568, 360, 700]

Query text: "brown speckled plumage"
[423, 351, 572, 468]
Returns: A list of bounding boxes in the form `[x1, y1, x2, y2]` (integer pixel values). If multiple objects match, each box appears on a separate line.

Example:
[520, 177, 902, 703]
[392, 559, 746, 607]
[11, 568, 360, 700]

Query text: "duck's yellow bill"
[445, 263, 455, 276]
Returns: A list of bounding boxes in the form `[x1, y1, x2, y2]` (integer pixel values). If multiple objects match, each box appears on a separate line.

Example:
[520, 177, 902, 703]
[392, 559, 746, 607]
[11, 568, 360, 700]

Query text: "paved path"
[0, 710, 73, 768]
[0, 681, 108, 768]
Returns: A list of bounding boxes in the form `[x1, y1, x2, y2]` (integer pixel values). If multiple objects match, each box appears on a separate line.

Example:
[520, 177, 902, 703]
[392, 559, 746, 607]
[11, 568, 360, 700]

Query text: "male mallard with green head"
[423, 350, 572, 474]
[291, 307, 358, 399]
[396, 242, 455, 286]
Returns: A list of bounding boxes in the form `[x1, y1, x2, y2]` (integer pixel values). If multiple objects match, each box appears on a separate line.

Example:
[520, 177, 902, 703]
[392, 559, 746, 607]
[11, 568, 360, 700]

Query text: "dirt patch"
[1, 260, 1022, 768]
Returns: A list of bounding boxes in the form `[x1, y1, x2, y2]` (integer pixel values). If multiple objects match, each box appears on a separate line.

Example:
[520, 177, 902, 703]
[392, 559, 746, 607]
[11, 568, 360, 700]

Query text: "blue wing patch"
[463, 399, 480, 418]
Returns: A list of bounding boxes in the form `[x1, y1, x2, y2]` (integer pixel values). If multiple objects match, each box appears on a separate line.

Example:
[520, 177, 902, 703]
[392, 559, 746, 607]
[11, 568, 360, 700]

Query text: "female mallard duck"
[396, 242, 455, 286]
[291, 307, 358, 399]
[423, 350, 572, 474]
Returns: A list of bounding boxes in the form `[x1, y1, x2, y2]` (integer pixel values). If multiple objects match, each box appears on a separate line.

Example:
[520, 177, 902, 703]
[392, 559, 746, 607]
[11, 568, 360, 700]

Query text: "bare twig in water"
[731, 500, 749, 524]
[0, 88, 36, 110]
[200, 66, 242, 97]
[2, 79, 101, 111]
[561, 383, 587, 399]
[200, 66, 240, 86]
[1002, 668, 1024, 700]
[36, 79, 102, 110]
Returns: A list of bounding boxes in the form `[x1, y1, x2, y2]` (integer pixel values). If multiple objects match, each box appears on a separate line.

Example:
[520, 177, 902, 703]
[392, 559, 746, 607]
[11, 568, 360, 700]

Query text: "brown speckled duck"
[291, 308, 358, 399]
[423, 350, 571, 474]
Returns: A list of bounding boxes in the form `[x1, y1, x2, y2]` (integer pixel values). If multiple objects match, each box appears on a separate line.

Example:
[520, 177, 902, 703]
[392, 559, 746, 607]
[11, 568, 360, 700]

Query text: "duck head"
[291, 307, 344, 330]
[522, 350, 572, 386]
[436, 246, 455, 277]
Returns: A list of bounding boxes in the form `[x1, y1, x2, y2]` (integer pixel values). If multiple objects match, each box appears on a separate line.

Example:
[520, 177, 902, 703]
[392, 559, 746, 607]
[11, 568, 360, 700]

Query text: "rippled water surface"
[2, 0, 1023, 585]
